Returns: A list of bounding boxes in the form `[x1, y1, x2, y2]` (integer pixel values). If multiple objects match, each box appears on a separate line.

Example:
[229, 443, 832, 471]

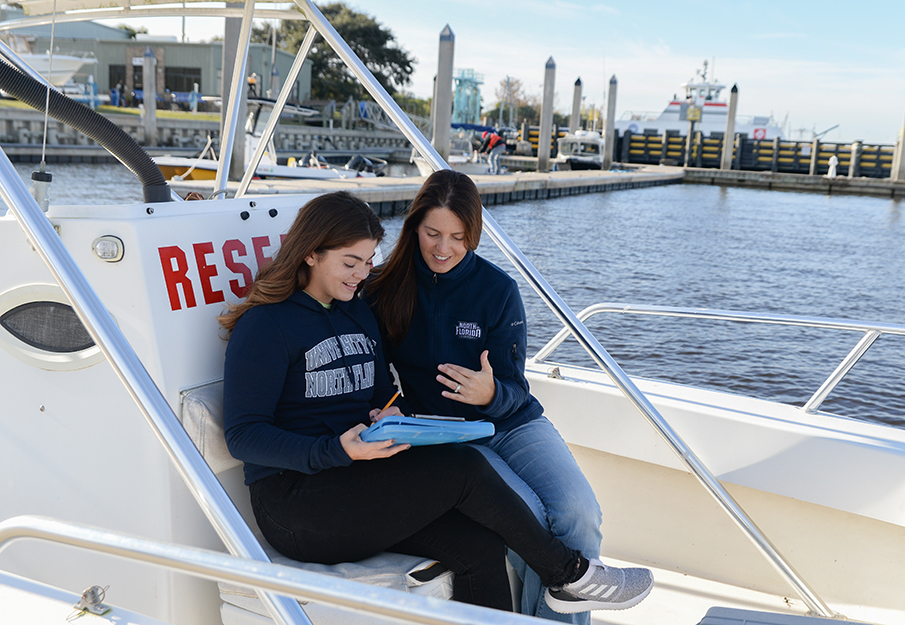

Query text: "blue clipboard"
[360, 415, 494, 446]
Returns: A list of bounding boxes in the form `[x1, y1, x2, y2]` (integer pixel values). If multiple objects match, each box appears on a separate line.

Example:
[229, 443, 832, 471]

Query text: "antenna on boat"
[31, 0, 58, 212]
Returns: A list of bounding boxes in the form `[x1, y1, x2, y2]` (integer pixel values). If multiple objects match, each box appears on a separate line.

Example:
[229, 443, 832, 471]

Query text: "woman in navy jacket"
[367, 170, 604, 623]
[220, 190, 653, 613]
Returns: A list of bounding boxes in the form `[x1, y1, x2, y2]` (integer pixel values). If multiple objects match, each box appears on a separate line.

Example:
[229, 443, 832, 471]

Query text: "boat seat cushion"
[179, 380, 455, 624]
[219, 537, 453, 625]
[180, 380, 241, 475]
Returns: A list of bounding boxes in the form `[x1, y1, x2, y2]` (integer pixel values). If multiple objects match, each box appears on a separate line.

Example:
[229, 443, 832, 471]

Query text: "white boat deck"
[590, 557, 881, 625]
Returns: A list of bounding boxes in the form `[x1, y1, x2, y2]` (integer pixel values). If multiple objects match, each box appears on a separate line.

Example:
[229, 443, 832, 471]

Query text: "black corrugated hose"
[0, 58, 172, 203]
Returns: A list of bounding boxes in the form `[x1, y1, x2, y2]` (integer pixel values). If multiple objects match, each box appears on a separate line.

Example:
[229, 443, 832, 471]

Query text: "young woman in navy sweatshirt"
[220, 190, 653, 613]
[366, 170, 612, 623]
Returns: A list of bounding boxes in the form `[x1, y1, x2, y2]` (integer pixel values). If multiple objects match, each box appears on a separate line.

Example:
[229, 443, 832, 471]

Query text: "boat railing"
[533, 303, 905, 415]
[0, 515, 526, 625]
[619, 110, 661, 122]
[293, 0, 837, 617]
[0, 0, 835, 620]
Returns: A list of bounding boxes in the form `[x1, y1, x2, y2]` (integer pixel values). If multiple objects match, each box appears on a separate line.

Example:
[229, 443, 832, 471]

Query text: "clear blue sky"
[108, 1, 905, 144]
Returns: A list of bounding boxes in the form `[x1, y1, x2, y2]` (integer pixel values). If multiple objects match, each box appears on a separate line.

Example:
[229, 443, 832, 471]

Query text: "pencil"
[379, 390, 401, 413]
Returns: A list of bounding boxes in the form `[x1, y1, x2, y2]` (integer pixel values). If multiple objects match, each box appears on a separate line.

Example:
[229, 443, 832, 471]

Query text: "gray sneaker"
[544, 559, 654, 613]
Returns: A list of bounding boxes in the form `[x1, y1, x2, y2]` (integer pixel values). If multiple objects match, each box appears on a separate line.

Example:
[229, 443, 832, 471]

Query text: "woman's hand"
[437, 350, 496, 406]
[340, 423, 409, 460]
[368, 406, 404, 423]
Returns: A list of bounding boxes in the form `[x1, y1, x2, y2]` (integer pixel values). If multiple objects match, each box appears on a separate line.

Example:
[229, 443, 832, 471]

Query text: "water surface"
[10, 163, 904, 426]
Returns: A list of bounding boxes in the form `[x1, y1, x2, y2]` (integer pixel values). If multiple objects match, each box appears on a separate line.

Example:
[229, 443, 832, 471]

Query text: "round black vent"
[0, 301, 95, 353]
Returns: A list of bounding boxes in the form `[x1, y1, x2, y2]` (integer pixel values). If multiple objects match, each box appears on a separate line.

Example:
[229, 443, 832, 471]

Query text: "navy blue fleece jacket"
[223, 290, 401, 485]
[368, 250, 543, 433]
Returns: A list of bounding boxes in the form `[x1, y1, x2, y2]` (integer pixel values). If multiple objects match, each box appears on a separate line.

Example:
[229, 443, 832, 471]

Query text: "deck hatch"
[0, 301, 95, 353]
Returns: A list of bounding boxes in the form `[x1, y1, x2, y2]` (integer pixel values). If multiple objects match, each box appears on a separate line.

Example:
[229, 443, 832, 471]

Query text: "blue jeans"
[489, 144, 506, 174]
[471, 416, 602, 624]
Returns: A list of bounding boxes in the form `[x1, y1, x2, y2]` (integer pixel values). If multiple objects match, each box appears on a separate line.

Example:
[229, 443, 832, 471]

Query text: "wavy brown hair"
[218, 191, 384, 334]
[367, 169, 482, 344]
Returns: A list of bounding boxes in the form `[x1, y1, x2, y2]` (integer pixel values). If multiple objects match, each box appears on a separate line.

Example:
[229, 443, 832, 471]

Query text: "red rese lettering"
[159, 236, 276, 311]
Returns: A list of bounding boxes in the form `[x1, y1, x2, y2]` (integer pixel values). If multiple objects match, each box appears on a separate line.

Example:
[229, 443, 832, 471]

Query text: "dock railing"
[533, 303, 905, 415]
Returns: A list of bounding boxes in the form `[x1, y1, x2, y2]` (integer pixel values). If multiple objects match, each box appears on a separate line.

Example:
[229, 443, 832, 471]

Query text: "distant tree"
[252, 2, 415, 101]
[394, 91, 430, 119]
[116, 24, 149, 39]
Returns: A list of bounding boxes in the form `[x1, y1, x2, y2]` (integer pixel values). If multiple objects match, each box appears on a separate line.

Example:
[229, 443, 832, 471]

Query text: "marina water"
[12, 162, 905, 427]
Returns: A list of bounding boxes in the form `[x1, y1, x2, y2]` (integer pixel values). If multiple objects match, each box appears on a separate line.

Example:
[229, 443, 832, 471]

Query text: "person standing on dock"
[479, 130, 507, 174]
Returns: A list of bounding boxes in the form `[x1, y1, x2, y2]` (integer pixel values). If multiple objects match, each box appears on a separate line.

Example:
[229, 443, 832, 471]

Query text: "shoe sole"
[544, 579, 653, 614]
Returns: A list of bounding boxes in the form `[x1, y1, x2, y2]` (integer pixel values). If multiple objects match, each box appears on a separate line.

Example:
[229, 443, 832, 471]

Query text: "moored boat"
[615, 61, 784, 140]
[553, 130, 605, 170]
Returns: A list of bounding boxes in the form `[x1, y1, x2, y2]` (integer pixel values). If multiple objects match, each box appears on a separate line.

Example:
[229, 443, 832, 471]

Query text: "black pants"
[250, 445, 580, 611]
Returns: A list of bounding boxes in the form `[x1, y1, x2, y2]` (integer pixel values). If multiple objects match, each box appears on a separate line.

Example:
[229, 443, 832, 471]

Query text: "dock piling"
[720, 84, 738, 170]
[537, 57, 556, 172]
[142, 47, 157, 148]
[431, 25, 454, 163]
[570, 77, 582, 134]
[602, 75, 617, 170]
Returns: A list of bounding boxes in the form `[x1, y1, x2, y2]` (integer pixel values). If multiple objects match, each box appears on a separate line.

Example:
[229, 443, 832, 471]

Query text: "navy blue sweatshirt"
[368, 250, 543, 433]
[223, 290, 400, 485]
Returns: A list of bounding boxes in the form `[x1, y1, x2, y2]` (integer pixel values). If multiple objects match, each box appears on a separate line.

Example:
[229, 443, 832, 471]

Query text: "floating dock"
[168, 167, 684, 216]
[683, 167, 905, 199]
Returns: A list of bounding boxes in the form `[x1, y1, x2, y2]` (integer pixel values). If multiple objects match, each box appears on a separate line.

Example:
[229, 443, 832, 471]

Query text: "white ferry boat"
[0, 4, 902, 625]
[615, 61, 784, 140]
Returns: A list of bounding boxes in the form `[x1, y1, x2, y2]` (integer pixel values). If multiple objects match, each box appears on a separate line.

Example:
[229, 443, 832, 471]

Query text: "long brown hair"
[218, 191, 384, 334]
[368, 169, 482, 344]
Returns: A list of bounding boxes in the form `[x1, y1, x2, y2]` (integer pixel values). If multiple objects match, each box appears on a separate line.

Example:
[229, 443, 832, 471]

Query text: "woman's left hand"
[437, 350, 496, 406]
[369, 406, 403, 423]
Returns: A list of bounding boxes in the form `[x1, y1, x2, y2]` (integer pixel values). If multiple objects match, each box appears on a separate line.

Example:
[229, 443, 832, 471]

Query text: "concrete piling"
[602, 75, 617, 170]
[720, 84, 738, 170]
[569, 78, 582, 133]
[809, 139, 820, 176]
[537, 57, 556, 172]
[849, 141, 862, 178]
[894, 106, 905, 181]
[221, 17, 248, 180]
[431, 25, 454, 162]
[142, 47, 157, 147]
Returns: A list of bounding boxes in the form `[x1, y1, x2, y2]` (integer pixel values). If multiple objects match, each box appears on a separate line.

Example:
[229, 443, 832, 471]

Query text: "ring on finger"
[454, 384, 461, 394]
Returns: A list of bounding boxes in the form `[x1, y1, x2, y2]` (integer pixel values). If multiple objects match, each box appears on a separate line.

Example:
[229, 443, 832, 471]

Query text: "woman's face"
[304, 238, 377, 304]
[416, 207, 468, 274]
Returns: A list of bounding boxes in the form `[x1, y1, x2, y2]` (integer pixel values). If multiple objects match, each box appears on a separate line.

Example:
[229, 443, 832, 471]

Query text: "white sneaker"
[544, 558, 653, 613]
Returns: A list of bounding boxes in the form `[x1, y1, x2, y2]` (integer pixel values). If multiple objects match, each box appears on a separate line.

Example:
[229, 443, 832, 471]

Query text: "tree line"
[251, 2, 566, 127]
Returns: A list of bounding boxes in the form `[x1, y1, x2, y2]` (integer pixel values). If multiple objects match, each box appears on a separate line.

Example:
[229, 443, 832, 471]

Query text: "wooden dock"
[168, 167, 684, 216]
[683, 167, 905, 199]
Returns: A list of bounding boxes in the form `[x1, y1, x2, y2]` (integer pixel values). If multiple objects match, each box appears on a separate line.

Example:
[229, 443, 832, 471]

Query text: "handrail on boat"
[0, 515, 529, 625]
[294, 0, 836, 617]
[533, 303, 905, 414]
[0, 137, 311, 625]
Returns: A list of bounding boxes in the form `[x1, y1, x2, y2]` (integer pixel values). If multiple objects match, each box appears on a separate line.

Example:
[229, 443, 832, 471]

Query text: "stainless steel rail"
[0, 150, 310, 625]
[0, 515, 528, 625]
[236, 26, 318, 198]
[214, 0, 256, 194]
[295, 0, 836, 617]
[533, 303, 905, 414]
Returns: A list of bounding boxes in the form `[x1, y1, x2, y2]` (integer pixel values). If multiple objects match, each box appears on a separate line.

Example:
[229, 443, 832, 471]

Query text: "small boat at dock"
[553, 129, 605, 170]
